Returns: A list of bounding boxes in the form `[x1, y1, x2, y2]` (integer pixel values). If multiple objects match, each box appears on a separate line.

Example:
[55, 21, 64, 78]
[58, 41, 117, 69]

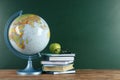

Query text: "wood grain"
[0, 69, 120, 80]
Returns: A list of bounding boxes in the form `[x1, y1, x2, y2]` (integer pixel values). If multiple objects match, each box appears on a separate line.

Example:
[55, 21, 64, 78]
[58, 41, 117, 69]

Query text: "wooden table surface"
[0, 69, 120, 80]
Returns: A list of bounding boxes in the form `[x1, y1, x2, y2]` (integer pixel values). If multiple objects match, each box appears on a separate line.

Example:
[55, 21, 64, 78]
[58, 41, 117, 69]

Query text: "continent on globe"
[9, 14, 50, 55]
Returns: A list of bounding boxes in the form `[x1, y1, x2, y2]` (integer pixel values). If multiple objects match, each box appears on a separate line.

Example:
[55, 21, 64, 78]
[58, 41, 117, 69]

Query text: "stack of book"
[41, 53, 76, 74]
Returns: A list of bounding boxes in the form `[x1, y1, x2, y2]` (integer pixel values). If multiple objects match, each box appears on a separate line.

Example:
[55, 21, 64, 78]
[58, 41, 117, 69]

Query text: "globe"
[4, 10, 50, 75]
[9, 14, 50, 55]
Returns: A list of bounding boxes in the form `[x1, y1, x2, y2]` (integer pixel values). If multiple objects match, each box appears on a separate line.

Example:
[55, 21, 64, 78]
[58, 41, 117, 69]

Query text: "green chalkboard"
[0, 0, 120, 69]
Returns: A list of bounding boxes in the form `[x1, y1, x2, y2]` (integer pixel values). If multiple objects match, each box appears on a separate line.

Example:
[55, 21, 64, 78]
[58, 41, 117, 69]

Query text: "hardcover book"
[43, 64, 74, 72]
[43, 70, 76, 74]
[42, 56, 74, 61]
[41, 61, 73, 65]
[42, 53, 75, 57]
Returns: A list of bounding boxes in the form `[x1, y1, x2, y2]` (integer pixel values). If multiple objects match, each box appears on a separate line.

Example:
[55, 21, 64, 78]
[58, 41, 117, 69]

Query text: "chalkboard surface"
[0, 0, 120, 69]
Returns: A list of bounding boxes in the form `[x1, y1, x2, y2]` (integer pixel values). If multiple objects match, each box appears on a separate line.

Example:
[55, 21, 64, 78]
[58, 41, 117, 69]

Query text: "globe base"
[17, 69, 41, 75]
[17, 56, 42, 75]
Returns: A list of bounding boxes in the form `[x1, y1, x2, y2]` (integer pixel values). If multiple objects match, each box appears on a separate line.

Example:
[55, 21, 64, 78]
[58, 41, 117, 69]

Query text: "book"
[42, 53, 75, 57]
[43, 64, 74, 72]
[43, 70, 76, 74]
[41, 61, 73, 65]
[42, 56, 74, 61]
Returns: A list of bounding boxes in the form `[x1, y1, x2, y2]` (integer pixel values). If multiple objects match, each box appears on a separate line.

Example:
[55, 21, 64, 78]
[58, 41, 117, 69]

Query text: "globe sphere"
[8, 14, 50, 55]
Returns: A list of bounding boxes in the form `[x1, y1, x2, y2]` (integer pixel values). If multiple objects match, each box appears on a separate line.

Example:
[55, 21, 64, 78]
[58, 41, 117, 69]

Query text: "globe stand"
[17, 56, 41, 75]
[4, 10, 48, 75]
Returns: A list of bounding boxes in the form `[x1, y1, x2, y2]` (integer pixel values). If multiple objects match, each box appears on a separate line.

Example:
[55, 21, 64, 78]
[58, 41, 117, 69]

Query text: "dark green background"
[0, 0, 120, 69]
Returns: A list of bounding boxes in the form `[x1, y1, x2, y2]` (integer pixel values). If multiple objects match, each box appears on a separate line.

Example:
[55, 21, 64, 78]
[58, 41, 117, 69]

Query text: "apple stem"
[38, 52, 41, 57]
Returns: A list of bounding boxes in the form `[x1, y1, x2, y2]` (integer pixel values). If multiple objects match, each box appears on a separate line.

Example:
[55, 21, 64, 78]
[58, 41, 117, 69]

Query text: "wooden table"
[0, 69, 120, 80]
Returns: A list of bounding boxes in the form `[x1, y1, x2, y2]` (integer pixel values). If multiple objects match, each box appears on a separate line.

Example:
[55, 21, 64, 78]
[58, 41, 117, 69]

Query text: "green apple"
[49, 43, 61, 54]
